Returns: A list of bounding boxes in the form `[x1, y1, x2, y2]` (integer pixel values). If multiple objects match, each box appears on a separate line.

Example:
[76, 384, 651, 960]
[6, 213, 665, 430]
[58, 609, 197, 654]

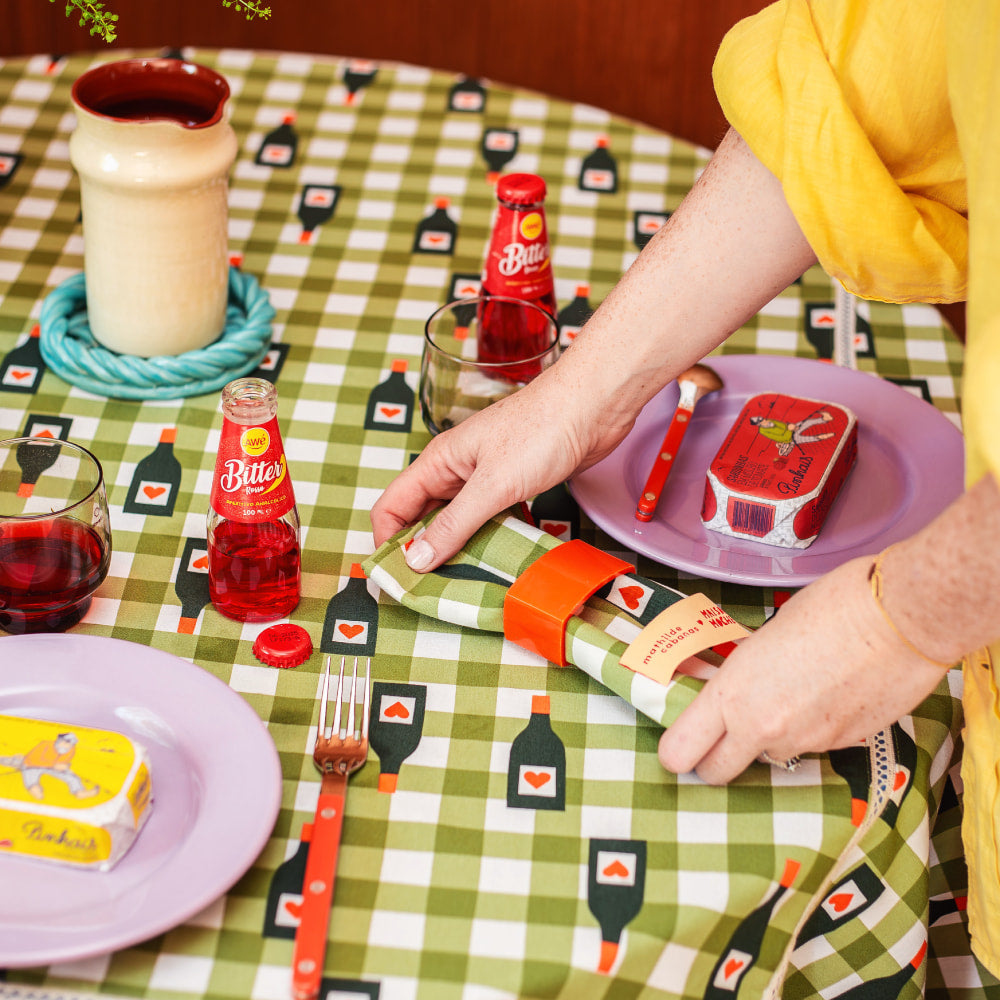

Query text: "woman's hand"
[659, 472, 1000, 783]
[370, 362, 635, 570]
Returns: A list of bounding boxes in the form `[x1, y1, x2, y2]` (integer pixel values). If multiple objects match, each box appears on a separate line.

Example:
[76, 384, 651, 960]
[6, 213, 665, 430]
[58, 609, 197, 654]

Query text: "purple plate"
[570, 355, 964, 587]
[0, 634, 282, 968]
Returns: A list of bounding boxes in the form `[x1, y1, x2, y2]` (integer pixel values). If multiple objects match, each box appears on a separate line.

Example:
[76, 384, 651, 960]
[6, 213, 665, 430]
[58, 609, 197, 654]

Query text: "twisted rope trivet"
[38, 267, 275, 400]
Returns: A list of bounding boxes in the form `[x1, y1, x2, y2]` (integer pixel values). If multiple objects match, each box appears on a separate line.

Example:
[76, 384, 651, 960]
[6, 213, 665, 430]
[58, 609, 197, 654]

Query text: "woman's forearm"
[550, 128, 818, 423]
[875, 470, 1000, 665]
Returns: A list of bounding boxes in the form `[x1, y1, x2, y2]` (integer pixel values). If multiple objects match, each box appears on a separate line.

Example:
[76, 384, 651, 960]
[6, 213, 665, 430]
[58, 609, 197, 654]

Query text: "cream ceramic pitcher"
[69, 58, 238, 357]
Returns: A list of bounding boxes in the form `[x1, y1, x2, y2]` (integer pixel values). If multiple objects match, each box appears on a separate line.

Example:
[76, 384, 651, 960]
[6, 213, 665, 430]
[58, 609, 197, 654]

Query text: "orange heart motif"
[524, 771, 550, 789]
[338, 623, 364, 639]
[283, 898, 303, 919]
[193, 556, 209, 569]
[724, 958, 744, 980]
[602, 859, 630, 879]
[384, 701, 410, 719]
[618, 585, 644, 610]
[9, 369, 31, 380]
[540, 522, 567, 538]
[143, 485, 167, 499]
[35, 429, 55, 438]
[893, 768, 908, 792]
[380, 407, 401, 419]
[829, 892, 854, 913]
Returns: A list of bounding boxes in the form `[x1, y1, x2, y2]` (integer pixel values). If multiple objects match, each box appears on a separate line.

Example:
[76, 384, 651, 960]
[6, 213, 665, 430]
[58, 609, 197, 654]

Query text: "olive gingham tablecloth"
[0, 46, 983, 1000]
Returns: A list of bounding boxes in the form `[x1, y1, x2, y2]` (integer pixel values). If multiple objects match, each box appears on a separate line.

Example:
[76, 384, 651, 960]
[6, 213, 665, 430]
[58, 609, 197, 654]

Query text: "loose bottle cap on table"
[253, 623, 313, 668]
[496, 173, 546, 204]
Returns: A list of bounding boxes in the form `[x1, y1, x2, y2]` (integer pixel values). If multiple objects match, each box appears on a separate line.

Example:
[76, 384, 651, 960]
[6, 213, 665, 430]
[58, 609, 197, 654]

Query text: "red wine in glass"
[207, 519, 301, 623]
[0, 517, 109, 634]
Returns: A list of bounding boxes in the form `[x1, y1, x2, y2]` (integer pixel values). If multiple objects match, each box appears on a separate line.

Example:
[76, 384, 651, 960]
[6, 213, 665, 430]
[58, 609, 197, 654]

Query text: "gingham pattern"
[0, 48, 985, 1000]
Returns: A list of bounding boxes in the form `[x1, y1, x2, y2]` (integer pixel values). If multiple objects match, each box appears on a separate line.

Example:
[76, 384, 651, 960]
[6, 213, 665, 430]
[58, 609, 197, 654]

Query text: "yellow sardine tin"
[0, 714, 152, 871]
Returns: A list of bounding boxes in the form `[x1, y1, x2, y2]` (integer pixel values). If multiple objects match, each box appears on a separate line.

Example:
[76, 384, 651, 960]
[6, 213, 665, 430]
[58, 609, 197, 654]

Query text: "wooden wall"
[3, 0, 770, 151]
[3, 0, 966, 334]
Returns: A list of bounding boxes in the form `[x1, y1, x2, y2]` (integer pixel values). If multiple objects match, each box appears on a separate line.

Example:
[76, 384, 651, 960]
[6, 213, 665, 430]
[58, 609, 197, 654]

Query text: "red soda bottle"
[208, 377, 301, 622]
[478, 173, 558, 376]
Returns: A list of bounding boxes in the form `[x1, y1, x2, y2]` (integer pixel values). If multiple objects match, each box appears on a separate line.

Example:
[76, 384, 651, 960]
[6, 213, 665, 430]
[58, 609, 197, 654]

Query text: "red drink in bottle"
[478, 173, 558, 379]
[208, 378, 301, 622]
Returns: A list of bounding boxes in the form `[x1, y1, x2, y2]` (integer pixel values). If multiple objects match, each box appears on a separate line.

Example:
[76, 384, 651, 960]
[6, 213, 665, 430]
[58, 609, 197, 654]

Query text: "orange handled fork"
[292, 656, 371, 1000]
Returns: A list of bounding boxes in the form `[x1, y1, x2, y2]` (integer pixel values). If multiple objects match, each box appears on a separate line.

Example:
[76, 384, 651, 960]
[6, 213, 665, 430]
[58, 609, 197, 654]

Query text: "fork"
[291, 655, 371, 1000]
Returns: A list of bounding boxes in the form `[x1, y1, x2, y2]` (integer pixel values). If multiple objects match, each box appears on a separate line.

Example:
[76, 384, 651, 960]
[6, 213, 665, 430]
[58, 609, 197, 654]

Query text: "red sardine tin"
[701, 393, 858, 549]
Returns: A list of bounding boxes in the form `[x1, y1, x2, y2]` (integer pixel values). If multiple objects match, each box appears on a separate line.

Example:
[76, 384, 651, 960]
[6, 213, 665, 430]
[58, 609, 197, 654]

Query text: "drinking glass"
[0, 437, 112, 634]
[420, 295, 560, 435]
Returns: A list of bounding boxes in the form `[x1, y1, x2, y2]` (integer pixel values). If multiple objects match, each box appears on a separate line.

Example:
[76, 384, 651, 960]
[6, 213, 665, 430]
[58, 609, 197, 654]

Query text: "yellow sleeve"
[951, 1, 1000, 488]
[713, 0, 967, 304]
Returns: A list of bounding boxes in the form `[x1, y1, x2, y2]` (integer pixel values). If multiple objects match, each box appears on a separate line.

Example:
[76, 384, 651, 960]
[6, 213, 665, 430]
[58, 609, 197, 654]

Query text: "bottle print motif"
[412, 198, 457, 254]
[263, 822, 312, 939]
[364, 360, 414, 433]
[255, 113, 298, 168]
[702, 858, 800, 999]
[633, 210, 671, 249]
[598, 572, 686, 626]
[578, 136, 618, 193]
[831, 942, 926, 1000]
[529, 482, 580, 542]
[587, 838, 647, 974]
[0, 151, 22, 190]
[123, 427, 182, 517]
[506, 695, 566, 810]
[794, 863, 884, 946]
[1, 325, 46, 394]
[14, 414, 73, 497]
[342, 60, 377, 104]
[320, 563, 379, 657]
[448, 76, 486, 113]
[368, 682, 426, 793]
[481, 128, 519, 182]
[297, 184, 341, 243]
[175, 536, 211, 634]
[556, 284, 594, 348]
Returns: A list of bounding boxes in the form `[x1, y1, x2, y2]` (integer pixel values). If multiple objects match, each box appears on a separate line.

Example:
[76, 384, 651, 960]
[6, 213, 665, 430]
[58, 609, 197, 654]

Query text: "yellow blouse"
[714, 0, 1000, 976]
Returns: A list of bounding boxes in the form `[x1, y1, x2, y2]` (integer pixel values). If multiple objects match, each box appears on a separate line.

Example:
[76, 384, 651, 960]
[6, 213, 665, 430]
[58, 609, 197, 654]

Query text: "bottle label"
[210, 417, 295, 523]
[516, 764, 558, 797]
[483, 204, 554, 302]
[378, 694, 417, 723]
[619, 593, 750, 684]
[594, 849, 639, 886]
[133, 478, 174, 508]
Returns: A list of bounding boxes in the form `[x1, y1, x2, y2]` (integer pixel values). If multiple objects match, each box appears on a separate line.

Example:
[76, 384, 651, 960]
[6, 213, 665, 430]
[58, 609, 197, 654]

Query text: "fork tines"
[317, 655, 371, 743]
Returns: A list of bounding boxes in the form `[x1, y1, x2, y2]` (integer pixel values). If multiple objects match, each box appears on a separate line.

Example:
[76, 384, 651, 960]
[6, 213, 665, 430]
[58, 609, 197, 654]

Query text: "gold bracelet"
[868, 545, 954, 669]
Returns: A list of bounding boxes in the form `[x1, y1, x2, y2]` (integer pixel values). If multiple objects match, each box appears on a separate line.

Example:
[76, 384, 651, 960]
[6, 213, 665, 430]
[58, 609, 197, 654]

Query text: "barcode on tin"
[726, 498, 775, 537]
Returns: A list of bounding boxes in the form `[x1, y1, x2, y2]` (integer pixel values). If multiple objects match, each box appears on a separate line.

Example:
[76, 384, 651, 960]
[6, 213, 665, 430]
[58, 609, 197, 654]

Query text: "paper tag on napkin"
[619, 594, 750, 685]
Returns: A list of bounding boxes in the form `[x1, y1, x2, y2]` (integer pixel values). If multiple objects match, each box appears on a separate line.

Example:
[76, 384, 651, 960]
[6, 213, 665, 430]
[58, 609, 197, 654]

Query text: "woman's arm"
[659, 471, 1000, 783]
[371, 128, 818, 571]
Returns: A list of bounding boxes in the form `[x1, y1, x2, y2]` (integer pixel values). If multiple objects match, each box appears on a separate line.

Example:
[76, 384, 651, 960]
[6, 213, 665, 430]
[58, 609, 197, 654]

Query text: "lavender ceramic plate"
[0, 634, 282, 968]
[570, 355, 964, 588]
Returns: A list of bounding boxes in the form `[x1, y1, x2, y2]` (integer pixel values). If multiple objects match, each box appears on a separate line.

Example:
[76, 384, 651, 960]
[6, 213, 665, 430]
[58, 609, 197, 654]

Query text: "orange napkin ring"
[503, 539, 635, 666]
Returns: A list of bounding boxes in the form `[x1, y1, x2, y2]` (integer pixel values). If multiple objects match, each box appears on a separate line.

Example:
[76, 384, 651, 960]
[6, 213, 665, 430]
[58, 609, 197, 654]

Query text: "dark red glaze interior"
[71, 58, 230, 128]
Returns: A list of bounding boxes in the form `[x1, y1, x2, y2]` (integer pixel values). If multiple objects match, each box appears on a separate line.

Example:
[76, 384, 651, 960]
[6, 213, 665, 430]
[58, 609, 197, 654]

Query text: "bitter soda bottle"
[208, 377, 301, 622]
[478, 172, 558, 369]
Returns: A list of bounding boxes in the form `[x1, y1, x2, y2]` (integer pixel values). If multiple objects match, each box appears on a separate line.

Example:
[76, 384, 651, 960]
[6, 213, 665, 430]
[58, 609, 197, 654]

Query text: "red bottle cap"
[253, 623, 313, 668]
[496, 173, 546, 205]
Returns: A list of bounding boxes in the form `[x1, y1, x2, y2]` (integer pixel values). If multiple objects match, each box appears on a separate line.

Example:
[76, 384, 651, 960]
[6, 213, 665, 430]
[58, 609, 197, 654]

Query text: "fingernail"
[405, 538, 435, 572]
